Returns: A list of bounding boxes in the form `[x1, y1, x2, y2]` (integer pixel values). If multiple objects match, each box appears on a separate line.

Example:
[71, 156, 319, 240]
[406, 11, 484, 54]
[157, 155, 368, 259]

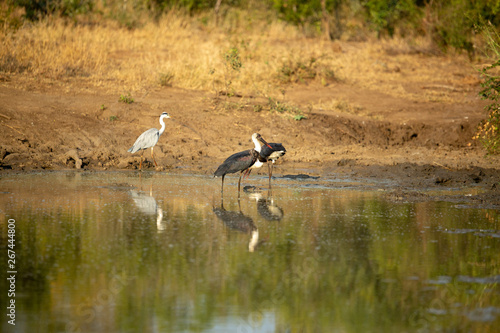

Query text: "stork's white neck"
[252, 135, 262, 152]
[249, 230, 259, 252]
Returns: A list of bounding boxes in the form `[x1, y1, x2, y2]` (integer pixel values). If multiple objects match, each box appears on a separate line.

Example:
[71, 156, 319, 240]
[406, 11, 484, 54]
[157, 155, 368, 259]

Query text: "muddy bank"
[0, 81, 499, 209]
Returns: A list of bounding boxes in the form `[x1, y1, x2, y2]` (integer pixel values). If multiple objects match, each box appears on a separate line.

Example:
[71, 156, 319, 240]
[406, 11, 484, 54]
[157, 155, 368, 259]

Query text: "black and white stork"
[259, 142, 286, 188]
[214, 133, 272, 196]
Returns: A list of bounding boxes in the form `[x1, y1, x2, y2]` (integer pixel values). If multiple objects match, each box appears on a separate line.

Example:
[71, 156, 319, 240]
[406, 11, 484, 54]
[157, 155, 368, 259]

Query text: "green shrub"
[119, 93, 134, 104]
[268, 97, 306, 120]
[272, 0, 321, 27]
[4, 0, 500, 56]
[475, 24, 500, 154]
[11, 0, 93, 20]
[363, 0, 421, 37]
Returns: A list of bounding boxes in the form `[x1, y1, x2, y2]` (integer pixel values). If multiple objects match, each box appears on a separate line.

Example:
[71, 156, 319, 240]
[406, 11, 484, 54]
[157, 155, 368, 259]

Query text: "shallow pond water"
[0, 171, 499, 333]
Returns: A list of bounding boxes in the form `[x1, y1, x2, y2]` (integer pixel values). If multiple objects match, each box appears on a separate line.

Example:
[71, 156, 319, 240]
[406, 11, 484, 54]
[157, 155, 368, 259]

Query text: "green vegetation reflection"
[0, 173, 498, 332]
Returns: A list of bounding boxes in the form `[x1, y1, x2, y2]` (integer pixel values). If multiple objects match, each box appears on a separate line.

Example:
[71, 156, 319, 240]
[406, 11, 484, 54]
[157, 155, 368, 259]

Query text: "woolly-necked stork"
[259, 142, 286, 188]
[214, 133, 272, 196]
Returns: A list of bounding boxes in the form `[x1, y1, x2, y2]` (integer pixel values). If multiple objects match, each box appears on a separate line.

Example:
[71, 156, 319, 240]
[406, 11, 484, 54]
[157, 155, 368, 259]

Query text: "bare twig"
[433, 161, 453, 171]
[1, 123, 23, 136]
[422, 85, 463, 92]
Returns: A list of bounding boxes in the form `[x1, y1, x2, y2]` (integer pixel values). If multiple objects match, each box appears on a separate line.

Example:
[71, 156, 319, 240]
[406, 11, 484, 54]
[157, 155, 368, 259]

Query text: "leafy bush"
[268, 97, 306, 120]
[363, 0, 421, 37]
[276, 53, 338, 86]
[272, 0, 322, 27]
[4, 0, 500, 56]
[11, 0, 93, 20]
[475, 24, 500, 154]
[119, 93, 134, 104]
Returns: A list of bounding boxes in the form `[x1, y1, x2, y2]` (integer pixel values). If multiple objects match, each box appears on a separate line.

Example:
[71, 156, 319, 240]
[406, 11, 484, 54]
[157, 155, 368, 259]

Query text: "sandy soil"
[1, 56, 499, 206]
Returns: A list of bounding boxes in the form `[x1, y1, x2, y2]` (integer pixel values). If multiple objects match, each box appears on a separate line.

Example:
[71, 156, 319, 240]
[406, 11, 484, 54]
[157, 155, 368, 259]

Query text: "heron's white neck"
[252, 135, 262, 152]
[158, 116, 167, 136]
[156, 208, 165, 231]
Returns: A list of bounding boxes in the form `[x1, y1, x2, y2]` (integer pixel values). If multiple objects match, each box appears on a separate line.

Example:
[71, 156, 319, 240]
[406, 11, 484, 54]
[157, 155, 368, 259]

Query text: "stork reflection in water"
[213, 201, 259, 252]
[249, 192, 284, 221]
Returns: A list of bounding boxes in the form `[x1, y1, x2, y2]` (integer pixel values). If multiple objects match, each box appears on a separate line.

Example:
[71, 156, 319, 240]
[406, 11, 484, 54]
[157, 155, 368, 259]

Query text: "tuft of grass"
[334, 99, 362, 114]
[109, 115, 118, 121]
[276, 54, 338, 85]
[119, 93, 134, 104]
[277, 56, 318, 84]
[253, 104, 263, 112]
[267, 97, 306, 121]
[159, 72, 174, 87]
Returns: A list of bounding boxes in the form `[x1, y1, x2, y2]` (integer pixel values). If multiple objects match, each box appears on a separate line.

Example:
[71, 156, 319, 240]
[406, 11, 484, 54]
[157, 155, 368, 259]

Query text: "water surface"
[0, 171, 499, 332]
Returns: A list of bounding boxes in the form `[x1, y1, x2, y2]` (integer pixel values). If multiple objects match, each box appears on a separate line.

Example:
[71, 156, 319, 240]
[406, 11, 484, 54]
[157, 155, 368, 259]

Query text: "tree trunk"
[214, 0, 223, 26]
[321, 0, 332, 41]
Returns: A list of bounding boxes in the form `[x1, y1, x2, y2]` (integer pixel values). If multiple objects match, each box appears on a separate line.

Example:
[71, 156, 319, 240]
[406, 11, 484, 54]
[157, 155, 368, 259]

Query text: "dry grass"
[0, 9, 481, 103]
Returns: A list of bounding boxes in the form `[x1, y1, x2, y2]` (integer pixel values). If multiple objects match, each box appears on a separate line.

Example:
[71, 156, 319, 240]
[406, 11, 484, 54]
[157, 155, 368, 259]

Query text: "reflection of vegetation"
[2, 176, 499, 332]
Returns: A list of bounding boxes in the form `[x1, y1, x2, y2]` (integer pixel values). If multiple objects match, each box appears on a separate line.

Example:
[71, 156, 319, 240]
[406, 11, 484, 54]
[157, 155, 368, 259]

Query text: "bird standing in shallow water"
[128, 112, 170, 170]
[214, 133, 272, 197]
[242, 142, 287, 188]
[259, 142, 286, 188]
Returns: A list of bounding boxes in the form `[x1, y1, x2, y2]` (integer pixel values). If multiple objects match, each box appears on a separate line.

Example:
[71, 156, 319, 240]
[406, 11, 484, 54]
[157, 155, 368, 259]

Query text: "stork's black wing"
[214, 149, 258, 177]
[260, 143, 286, 160]
[213, 205, 256, 233]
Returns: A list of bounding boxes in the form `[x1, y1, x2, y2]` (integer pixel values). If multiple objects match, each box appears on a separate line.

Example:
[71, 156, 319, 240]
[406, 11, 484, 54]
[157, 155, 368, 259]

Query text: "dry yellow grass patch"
[0, 11, 479, 104]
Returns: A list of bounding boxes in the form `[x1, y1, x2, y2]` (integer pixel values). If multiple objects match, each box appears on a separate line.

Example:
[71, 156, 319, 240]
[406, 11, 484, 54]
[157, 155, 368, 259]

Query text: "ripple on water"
[466, 307, 500, 322]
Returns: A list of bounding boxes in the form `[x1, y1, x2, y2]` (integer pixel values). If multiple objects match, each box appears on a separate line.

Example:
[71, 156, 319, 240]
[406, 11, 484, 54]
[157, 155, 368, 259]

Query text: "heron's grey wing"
[128, 128, 160, 153]
[129, 190, 158, 215]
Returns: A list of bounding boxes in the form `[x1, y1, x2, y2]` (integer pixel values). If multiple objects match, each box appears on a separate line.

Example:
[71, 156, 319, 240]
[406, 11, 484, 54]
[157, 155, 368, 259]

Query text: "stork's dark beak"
[259, 136, 272, 149]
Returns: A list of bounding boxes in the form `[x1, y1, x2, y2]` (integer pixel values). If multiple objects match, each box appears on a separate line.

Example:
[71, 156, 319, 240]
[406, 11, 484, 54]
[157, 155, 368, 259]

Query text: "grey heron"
[128, 112, 170, 170]
[214, 133, 272, 197]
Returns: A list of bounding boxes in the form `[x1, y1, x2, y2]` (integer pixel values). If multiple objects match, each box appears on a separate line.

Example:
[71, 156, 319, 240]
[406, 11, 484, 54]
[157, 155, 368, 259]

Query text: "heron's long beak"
[259, 137, 273, 149]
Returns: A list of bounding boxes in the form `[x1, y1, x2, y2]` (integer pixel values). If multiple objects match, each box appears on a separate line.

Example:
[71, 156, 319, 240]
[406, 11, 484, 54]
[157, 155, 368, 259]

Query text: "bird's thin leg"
[221, 175, 225, 197]
[151, 147, 158, 167]
[139, 150, 144, 170]
[244, 168, 252, 180]
[238, 171, 244, 197]
[268, 162, 272, 188]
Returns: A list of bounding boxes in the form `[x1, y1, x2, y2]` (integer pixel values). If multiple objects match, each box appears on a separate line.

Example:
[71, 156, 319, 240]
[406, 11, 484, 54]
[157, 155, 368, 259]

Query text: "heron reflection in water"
[213, 201, 259, 252]
[129, 183, 165, 231]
